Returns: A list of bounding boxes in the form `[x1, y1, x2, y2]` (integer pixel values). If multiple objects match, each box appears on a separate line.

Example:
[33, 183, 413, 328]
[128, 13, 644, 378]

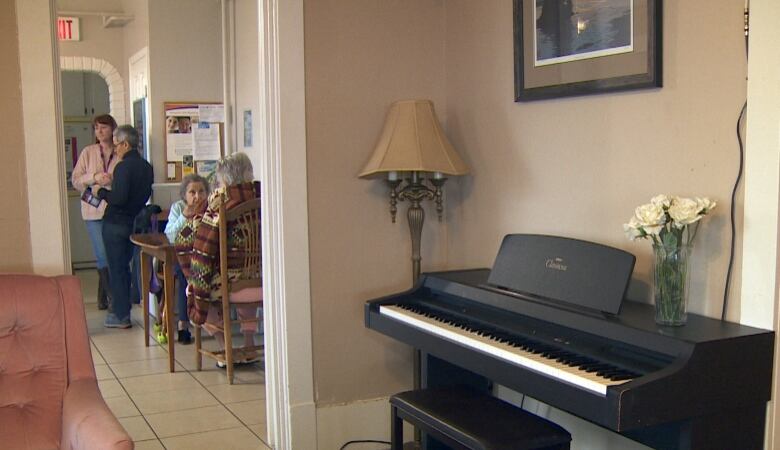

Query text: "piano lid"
[487, 234, 635, 315]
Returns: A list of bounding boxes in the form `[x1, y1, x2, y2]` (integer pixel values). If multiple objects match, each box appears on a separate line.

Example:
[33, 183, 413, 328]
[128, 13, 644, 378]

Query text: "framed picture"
[514, 0, 662, 101]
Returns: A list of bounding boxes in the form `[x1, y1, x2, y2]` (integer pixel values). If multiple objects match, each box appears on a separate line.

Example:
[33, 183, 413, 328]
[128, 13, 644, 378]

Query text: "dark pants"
[130, 246, 141, 304]
[175, 264, 188, 323]
[102, 220, 135, 320]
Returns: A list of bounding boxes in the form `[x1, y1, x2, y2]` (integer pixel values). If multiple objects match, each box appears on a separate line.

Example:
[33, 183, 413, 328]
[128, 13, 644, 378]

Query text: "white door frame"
[257, 0, 317, 448]
[16, 0, 70, 275]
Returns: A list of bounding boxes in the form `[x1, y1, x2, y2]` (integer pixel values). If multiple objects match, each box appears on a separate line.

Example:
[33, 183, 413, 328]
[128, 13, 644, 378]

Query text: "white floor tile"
[81, 268, 271, 447]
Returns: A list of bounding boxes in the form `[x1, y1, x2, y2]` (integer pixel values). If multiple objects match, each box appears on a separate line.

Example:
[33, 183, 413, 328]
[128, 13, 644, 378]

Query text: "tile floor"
[77, 270, 270, 450]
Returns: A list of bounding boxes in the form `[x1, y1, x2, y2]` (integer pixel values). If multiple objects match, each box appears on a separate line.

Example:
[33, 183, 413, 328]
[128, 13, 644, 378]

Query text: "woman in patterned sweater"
[175, 153, 261, 364]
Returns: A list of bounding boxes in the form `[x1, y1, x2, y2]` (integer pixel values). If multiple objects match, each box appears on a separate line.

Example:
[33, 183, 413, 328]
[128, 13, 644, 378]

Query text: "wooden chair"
[194, 197, 263, 384]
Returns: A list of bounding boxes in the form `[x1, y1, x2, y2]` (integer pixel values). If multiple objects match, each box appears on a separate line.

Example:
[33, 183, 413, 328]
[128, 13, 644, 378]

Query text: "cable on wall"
[722, 101, 746, 321]
[721, 3, 749, 321]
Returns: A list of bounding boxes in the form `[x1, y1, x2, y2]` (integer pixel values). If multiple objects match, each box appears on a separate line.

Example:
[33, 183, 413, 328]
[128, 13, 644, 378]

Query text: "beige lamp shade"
[359, 99, 469, 178]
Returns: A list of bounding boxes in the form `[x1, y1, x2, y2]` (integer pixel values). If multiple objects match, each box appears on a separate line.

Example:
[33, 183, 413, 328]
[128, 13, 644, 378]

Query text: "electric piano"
[365, 235, 774, 450]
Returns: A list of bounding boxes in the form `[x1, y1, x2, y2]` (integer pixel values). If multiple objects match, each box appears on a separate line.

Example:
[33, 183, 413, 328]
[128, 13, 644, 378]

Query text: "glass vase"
[652, 244, 692, 326]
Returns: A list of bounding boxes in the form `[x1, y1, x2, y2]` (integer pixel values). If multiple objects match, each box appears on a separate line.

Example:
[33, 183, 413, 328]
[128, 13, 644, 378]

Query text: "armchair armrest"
[61, 379, 133, 450]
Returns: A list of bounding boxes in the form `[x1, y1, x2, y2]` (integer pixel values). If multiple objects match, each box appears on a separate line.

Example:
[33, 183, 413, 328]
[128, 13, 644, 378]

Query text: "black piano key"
[565, 357, 593, 366]
[609, 373, 636, 381]
[584, 364, 612, 373]
[554, 352, 576, 363]
[596, 369, 621, 377]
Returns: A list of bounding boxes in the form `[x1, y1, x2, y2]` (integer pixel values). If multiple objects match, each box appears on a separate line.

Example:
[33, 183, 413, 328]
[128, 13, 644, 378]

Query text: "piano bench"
[390, 386, 571, 450]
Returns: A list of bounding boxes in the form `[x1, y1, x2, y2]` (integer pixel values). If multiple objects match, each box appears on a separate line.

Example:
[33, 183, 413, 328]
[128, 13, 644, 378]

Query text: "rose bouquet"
[624, 195, 716, 247]
[624, 195, 716, 325]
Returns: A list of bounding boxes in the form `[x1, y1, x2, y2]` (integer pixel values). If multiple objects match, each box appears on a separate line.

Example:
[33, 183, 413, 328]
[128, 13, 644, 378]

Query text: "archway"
[60, 56, 126, 124]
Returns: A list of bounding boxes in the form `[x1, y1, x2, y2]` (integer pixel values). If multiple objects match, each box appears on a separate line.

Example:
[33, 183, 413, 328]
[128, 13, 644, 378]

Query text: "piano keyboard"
[380, 304, 638, 396]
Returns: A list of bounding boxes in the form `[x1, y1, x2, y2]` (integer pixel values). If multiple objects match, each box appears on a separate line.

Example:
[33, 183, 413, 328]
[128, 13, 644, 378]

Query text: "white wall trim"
[258, 0, 316, 448]
[741, 0, 780, 447]
[60, 56, 127, 124]
[128, 47, 149, 101]
[16, 0, 69, 275]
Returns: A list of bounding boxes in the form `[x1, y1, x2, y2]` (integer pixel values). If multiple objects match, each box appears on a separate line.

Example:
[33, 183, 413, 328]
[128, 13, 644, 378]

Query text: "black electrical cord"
[339, 439, 392, 450]
[722, 4, 749, 321]
[722, 101, 746, 321]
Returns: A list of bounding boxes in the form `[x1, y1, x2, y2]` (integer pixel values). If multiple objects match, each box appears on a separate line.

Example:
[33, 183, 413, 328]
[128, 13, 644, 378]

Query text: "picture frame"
[514, 0, 662, 102]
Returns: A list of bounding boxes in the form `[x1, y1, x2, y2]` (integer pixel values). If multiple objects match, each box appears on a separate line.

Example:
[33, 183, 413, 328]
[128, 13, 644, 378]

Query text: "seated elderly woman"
[164, 173, 210, 344]
[175, 152, 261, 365]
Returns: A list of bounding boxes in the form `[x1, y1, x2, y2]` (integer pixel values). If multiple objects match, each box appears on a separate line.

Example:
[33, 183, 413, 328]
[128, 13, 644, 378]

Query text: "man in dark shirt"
[97, 125, 154, 328]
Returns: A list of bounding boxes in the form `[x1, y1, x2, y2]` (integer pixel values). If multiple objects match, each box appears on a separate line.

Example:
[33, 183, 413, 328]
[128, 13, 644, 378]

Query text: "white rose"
[669, 197, 702, 228]
[634, 203, 665, 235]
[623, 216, 644, 240]
[695, 197, 716, 214]
[650, 194, 672, 209]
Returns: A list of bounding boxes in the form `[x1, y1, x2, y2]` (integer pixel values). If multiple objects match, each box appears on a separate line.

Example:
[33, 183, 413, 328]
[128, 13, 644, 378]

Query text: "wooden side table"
[130, 233, 176, 372]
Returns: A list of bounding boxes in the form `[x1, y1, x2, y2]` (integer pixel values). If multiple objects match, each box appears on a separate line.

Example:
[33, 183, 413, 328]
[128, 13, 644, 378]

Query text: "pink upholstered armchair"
[0, 275, 133, 450]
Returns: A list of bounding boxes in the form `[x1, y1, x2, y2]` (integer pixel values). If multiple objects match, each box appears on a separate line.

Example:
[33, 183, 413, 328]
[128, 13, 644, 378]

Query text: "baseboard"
[291, 400, 318, 450]
[316, 397, 413, 450]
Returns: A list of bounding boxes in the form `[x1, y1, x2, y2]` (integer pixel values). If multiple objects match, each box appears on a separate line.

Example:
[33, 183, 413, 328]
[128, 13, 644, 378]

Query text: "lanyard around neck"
[100, 144, 114, 172]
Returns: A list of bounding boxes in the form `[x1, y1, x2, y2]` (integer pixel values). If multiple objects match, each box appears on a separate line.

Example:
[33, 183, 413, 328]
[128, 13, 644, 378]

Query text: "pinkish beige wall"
[148, 0, 223, 184]
[0, 0, 32, 272]
[233, 0, 261, 172]
[305, 0, 448, 404]
[306, 0, 748, 407]
[443, 0, 747, 320]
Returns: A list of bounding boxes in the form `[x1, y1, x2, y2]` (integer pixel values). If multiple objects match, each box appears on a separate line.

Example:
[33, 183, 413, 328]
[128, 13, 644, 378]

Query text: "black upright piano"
[365, 235, 774, 450]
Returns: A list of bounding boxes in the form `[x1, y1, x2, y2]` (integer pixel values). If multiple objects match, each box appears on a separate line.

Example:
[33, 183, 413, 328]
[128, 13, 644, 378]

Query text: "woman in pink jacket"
[71, 114, 120, 310]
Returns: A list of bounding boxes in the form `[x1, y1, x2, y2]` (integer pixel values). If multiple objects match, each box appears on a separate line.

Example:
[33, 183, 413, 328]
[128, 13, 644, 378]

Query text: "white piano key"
[380, 305, 634, 396]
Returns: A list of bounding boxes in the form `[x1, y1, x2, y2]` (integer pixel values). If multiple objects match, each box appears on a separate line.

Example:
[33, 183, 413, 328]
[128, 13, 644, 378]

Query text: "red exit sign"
[57, 17, 80, 41]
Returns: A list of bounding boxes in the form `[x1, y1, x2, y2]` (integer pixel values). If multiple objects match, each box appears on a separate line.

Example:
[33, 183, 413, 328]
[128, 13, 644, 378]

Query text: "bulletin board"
[164, 101, 225, 182]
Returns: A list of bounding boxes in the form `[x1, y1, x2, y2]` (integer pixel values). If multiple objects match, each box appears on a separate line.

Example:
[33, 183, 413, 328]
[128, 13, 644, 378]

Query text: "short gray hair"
[179, 174, 210, 201]
[114, 125, 139, 151]
[215, 152, 254, 186]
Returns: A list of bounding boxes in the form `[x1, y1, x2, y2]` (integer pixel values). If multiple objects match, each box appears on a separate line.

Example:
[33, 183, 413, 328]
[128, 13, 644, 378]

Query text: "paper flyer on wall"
[165, 105, 198, 161]
[196, 160, 217, 177]
[182, 155, 194, 176]
[199, 104, 225, 123]
[193, 122, 221, 160]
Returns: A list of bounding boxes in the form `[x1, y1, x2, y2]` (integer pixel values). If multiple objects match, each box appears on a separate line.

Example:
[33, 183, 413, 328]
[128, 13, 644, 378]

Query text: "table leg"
[140, 252, 151, 347]
[163, 259, 176, 372]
